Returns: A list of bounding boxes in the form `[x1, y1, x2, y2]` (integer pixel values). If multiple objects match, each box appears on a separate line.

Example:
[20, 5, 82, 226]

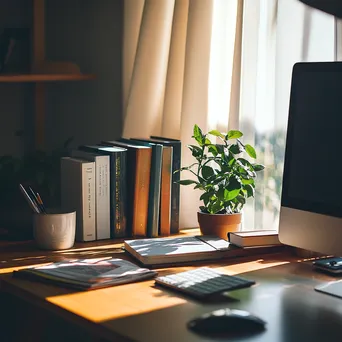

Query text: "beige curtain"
[122, 0, 336, 230]
[123, 0, 243, 228]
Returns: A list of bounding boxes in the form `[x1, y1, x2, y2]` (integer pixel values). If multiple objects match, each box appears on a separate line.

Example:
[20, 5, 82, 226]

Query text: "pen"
[36, 192, 47, 214]
[19, 184, 41, 214]
[28, 186, 44, 213]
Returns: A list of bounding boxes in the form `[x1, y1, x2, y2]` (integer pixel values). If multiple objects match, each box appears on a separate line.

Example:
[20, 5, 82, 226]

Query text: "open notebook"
[124, 236, 234, 266]
[13, 258, 157, 290]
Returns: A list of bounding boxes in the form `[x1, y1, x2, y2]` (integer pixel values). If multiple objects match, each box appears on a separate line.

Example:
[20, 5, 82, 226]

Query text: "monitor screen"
[279, 62, 342, 255]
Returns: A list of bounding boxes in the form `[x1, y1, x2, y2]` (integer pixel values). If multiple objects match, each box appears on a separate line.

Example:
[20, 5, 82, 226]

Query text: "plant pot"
[197, 212, 242, 240]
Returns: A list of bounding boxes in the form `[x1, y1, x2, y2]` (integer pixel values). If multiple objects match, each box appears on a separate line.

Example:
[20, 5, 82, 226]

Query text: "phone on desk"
[313, 257, 342, 275]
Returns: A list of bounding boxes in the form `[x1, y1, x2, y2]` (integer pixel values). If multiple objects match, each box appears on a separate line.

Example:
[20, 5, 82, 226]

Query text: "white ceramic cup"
[33, 209, 76, 250]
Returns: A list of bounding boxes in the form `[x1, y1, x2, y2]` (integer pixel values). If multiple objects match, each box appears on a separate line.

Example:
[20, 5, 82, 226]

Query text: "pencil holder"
[33, 209, 76, 250]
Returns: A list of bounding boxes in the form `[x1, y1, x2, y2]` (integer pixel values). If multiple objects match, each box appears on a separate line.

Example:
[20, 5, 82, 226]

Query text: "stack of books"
[61, 137, 181, 242]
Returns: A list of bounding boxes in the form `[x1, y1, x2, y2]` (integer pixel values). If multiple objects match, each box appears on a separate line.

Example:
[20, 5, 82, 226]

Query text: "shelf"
[0, 73, 96, 83]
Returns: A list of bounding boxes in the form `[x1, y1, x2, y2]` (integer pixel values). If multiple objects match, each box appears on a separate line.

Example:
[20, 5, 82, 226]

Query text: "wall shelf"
[10, 0, 97, 148]
[0, 73, 96, 83]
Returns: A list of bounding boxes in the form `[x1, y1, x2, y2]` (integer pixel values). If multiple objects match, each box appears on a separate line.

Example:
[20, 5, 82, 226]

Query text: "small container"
[33, 209, 76, 250]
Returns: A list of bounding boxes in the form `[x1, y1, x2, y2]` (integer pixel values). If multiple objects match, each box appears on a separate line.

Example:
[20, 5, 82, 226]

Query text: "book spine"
[61, 158, 96, 242]
[132, 149, 151, 236]
[71, 150, 111, 240]
[159, 146, 172, 236]
[96, 157, 111, 240]
[146, 146, 162, 237]
[81, 163, 96, 241]
[111, 151, 127, 238]
[170, 143, 181, 234]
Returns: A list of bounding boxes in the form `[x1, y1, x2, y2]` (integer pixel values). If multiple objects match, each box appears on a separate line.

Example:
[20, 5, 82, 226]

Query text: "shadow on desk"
[0, 292, 107, 342]
[97, 263, 342, 342]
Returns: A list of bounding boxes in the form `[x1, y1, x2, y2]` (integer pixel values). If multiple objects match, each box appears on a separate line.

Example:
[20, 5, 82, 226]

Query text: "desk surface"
[1, 236, 341, 342]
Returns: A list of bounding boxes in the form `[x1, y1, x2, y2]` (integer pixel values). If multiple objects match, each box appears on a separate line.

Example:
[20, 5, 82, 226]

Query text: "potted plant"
[176, 124, 264, 239]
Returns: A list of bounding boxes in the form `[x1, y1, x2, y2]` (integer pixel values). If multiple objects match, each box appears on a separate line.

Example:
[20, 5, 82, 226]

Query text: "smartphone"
[313, 257, 342, 275]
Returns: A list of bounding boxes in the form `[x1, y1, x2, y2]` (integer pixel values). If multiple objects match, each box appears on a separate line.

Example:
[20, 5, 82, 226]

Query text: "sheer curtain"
[122, 0, 337, 230]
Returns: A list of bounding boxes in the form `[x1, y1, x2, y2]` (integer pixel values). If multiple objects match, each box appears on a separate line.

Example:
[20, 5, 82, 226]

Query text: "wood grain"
[0, 74, 96, 83]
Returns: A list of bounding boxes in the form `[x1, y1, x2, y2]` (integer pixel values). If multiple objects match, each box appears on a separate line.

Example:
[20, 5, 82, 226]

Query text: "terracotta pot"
[197, 212, 242, 240]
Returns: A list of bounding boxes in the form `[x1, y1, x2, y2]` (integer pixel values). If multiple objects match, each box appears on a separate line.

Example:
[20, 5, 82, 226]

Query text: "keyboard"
[155, 267, 255, 299]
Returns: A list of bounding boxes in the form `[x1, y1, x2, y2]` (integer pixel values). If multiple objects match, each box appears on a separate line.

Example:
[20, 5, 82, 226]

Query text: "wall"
[45, 0, 123, 150]
[0, 0, 33, 156]
[0, 0, 123, 155]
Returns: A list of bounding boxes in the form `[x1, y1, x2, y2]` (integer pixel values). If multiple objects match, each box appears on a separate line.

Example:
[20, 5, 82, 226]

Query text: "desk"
[0, 236, 341, 342]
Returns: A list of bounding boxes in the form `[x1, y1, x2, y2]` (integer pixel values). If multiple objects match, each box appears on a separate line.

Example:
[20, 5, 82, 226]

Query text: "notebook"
[124, 235, 234, 266]
[13, 258, 157, 290]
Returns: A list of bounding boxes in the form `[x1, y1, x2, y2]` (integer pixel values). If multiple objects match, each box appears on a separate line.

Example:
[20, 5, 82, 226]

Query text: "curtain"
[122, 0, 337, 230]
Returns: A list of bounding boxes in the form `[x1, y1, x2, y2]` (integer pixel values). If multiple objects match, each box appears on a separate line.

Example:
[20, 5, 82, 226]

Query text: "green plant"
[176, 124, 264, 214]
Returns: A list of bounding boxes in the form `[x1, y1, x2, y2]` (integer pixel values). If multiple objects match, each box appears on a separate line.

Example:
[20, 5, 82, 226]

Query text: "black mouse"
[187, 308, 266, 336]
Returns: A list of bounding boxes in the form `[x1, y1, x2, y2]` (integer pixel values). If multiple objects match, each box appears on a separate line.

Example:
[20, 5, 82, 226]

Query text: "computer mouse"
[187, 308, 266, 336]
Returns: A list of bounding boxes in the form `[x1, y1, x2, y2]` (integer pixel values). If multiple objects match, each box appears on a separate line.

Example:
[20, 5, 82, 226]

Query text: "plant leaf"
[225, 188, 240, 201]
[236, 195, 246, 204]
[177, 179, 198, 186]
[210, 200, 223, 214]
[216, 144, 224, 154]
[193, 124, 204, 146]
[208, 144, 218, 156]
[241, 178, 254, 185]
[244, 184, 255, 197]
[194, 183, 204, 190]
[208, 130, 225, 138]
[229, 143, 244, 154]
[188, 145, 202, 158]
[252, 163, 265, 171]
[228, 175, 241, 191]
[226, 130, 243, 140]
[201, 165, 215, 179]
[245, 144, 257, 159]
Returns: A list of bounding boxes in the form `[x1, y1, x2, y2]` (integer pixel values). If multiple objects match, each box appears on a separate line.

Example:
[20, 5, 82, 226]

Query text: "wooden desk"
[0, 236, 341, 342]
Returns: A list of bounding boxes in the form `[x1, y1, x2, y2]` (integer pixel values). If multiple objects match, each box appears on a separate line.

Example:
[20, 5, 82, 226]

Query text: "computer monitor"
[278, 62, 342, 256]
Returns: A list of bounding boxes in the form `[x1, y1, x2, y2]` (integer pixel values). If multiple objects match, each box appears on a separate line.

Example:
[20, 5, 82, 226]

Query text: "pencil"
[36, 192, 47, 214]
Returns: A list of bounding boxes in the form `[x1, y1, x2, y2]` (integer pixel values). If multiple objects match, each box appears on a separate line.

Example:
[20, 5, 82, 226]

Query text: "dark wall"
[0, 0, 123, 155]
[45, 0, 123, 150]
[0, 0, 33, 156]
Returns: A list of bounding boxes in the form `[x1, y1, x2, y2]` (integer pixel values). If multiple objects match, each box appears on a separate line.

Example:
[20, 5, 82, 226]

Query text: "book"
[228, 230, 281, 247]
[159, 145, 172, 236]
[71, 150, 111, 240]
[124, 235, 234, 266]
[120, 138, 162, 238]
[101, 140, 152, 237]
[13, 258, 157, 290]
[61, 157, 96, 242]
[79, 145, 127, 238]
[150, 136, 181, 234]
[132, 138, 173, 236]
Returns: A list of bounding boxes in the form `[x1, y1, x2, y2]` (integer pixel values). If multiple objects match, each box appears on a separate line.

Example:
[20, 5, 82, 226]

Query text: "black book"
[150, 136, 181, 234]
[120, 138, 162, 238]
[101, 140, 152, 237]
[79, 145, 127, 238]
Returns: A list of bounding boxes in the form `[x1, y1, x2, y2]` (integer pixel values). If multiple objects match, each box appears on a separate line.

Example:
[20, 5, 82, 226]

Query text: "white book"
[71, 150, 111, 240]
[61, 157, 96, 242]
[124, 236, 232, 266]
